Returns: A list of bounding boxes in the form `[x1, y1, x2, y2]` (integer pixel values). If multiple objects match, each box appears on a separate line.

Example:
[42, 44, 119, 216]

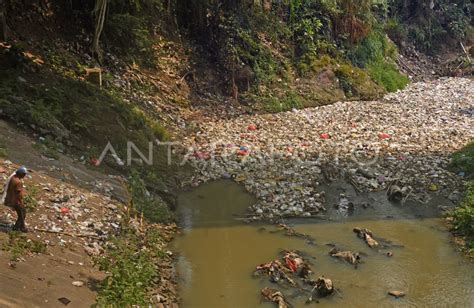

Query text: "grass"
[367, 60, 409, 92]
[2, 231, 47, 261]
[95, 225, 165, 306]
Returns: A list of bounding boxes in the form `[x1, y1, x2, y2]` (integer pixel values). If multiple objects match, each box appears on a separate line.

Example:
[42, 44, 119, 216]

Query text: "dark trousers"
[12, 204, 26, 231]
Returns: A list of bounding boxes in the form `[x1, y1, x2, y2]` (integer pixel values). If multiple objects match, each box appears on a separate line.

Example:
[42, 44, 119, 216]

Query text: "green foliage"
[0, 66, 168, 153]
[389, 0, 472, 52]
[105, 14, 155, 66]
[2, 232, 47, 261]
[349, 31, 407, 92]
[23, 187, 39, 212]
[367, 60, 408, 92]
[449, 182, 474, 255]
[335, 63, 383, 99]
[384, 17, 406, 45]
[450, 141, 474, 179]
[264, 91, 304, 113]
[95, 226, 164, 306]
[128, 169, 173, 223]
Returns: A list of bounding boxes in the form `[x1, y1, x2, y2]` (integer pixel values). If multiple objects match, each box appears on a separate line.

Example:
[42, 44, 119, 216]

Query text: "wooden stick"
[460, 42, 471, 63]
[34, 228, 100, 239]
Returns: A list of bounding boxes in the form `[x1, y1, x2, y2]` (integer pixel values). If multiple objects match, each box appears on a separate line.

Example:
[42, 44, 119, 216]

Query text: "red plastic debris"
[194, 151, 210, 160]
[90, 158, 100, 166]
[236, 145, 249, 156]
[247, 124, 257, 131]
[285, 257, 297, 272]
[320, 133, 330, 139]
[60, 207, 70, 214]
[378, 132, 391, 139]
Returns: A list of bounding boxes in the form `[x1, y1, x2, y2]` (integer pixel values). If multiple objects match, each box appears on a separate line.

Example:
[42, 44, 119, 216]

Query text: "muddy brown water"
[172, 181, 474, 307]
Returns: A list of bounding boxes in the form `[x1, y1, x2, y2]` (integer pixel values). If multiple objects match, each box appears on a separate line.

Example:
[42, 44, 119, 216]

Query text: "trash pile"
[0, 160, 178, 305]
[256, 226, 406, 306]
[0, 160, 122, 255]
[182, 78, 473, 220]
[254, 250, 335, 305]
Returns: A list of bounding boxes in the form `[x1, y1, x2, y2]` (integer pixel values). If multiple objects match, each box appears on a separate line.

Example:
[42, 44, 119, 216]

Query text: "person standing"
[4, 166, 28, 232]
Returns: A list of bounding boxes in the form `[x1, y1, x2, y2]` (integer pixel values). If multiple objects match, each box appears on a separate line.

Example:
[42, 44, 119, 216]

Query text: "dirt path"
[181, 78, 474, 220]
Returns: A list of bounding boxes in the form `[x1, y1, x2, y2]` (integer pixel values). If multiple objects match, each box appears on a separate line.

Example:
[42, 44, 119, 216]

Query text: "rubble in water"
[353, 227, 379, 248]
[255, 250, 335, 305]
[329, 247, 361, 268]
[181, 78, 473, 220]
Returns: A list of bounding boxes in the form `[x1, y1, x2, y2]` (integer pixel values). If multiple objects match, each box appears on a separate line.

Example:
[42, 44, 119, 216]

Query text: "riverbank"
[0, 156, 179, 307]
[181, 77, 473, 221]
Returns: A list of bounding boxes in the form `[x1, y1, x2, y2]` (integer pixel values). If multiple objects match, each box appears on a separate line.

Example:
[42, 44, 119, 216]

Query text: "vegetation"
[449, 183, 474, 256]
[449, 141, 474, 257]
[23, 186, 39, 212]
[128, 169, 173, 223]
[388, 0, 472, 52]
[450, 141, 474, 179]
[95, 225, 164, 306]
[2, 231, 47, 261]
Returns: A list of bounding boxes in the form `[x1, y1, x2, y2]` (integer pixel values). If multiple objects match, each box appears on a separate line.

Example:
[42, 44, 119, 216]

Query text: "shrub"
[384, 17, 406, 45]
[450, 141, 474, 179]
[96, 227, 163, 306]
[264, 92, 304, 113]
[105, 14, 155, 66]
[128, 169, 173, 223]
[24, 187, 39, 212]
[449, 182, 474, 254]
[335, 63, 383, 99]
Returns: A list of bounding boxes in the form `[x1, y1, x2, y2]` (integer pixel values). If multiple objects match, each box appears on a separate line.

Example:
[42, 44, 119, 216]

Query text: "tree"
[0, 0, 7, 41]
[91, 0, 108, 61]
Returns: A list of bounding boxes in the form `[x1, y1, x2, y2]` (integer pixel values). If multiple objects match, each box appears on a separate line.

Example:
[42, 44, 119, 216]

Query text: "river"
[172, 180, 474, 307]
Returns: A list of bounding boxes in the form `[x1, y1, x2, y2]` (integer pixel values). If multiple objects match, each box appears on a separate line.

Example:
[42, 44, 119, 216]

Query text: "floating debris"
[388, 290, 406, 298]
[353, 227, 379, 248]
[261, 287, 290, 308]
[329, 248, 361, 268]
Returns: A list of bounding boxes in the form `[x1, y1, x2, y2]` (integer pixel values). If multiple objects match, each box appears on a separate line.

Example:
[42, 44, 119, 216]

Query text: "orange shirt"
[5, 176, 24, 207]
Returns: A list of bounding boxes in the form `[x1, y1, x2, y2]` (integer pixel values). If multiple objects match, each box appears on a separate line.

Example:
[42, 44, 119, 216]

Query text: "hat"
[16, 166, 27, 175]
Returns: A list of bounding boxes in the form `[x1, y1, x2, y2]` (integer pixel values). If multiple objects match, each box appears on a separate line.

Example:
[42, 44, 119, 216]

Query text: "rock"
[72, 281, 84, 287]
[58, 297, 71, 305]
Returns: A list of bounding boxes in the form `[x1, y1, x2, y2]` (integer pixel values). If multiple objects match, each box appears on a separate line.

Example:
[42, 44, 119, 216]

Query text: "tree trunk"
[0, 0, 7, 42]
[91, 0, 108, 61]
